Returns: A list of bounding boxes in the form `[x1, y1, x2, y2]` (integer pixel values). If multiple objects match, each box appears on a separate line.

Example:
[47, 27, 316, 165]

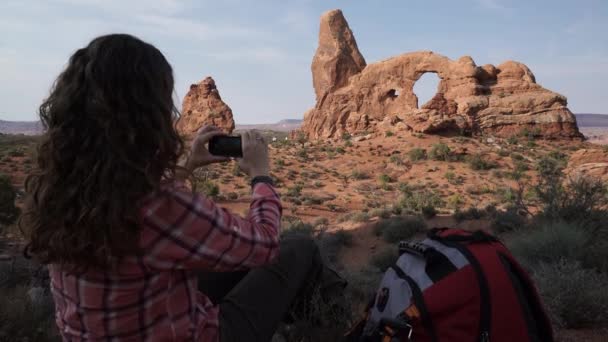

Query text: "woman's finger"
[197, 130, 226, 144]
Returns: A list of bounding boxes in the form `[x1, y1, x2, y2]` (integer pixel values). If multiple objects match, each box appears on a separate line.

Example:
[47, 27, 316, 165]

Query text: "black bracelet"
[251, 175, 275, 188]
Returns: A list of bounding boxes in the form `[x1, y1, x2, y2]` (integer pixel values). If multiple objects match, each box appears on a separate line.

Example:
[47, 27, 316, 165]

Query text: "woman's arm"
[140, 127, 279, 271]
[140, 180, 281, 271]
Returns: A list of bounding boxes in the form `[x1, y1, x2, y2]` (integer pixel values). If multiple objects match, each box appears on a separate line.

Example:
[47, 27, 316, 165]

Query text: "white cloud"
[134, 14, 268, 42]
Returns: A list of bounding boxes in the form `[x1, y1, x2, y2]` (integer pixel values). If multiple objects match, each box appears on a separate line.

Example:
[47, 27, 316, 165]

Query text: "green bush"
[369, 207, 392, 219]
[287, 184, 303, 197]
[196, 179, 219, 198]
[370, 247, 399, 271]
[378, 174, 394, 184]
[421, 205, 437, 219]
[318, 229, 354, 265]
[428, 143, 451, 161]
[0, 286, 58, 341]
[350, 212, 370, 223]
[453, 207, 484, 222]
[492, 208, 526, 233]
[341, 132, 352, 141]
[389, 155, 406, 166]
[506, 221, 586, 268]
[281, 220, 315, 239]
[408, 148, 427, 162]
[374, 216, 426, 243]
[395, 189, 443, 215]
[351, 170, 370, 180]
[0, 173, 20, 226]
[531, 260, 608, 328]
[467, 153, 497, 170]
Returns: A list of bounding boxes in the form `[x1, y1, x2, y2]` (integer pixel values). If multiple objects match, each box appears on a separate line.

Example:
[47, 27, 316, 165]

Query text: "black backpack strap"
[427, 231, 493, 342]
[497, 252, 555, 342]
[390, 264, 439, 342]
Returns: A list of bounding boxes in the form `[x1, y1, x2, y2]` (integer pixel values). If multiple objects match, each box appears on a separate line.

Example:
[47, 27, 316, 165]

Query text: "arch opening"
[413, 72, 441, 109]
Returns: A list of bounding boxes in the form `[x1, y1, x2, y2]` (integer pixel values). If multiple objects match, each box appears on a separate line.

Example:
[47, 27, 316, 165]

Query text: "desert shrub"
[467, 153, 497, 170]
[389, 155, 406, 166]
[421, 205, 437, 219]
[196, 179, 219, 198]
[447, 194, 463, 209]
[342, 268, 383, 309]
[341, 132, 351, 141]
[374, 216, 426, 243]
[351, 170, 370, 180]
[378, 174, 394, 184]
[287, 184, 303, 197]
[395, 189, 443, 215]
[491, 207, 526, 233]
[537, 175, 607, 224]
[370, 247, 399, 271]
[453, 207, 484, 222]
[408, 148, 427, 162]
[275, 159, 286, 167]
[281, 220, 315, 239]
[0, 173, 20, 226]
[231, 163, 244, 177]
[428, 143, 451, 161]
[444, 171, 456, 184]
[385, 131, 394, 137]
[296, 148, 309, 160]
[225, 192, 238, 200]
[530, 260, 608, 328]
[7, 149, 25, 157]
[350, 212, 370, 223]
[317, 229, 354, 265]
[510, 153, 524, 161]
[369, 207, 391, 219]
[0, 286, 58, 341]
[507, 221, 586, 268]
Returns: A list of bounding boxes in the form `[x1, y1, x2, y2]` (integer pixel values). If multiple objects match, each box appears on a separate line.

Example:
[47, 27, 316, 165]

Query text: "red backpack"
[346, 228, 554, 342]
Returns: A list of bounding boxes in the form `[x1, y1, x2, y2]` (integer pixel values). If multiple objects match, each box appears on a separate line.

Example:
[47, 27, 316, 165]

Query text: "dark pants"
[198, 237, 324, 342]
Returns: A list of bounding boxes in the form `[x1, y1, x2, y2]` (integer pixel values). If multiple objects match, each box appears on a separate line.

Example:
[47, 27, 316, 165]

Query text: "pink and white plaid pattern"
[49, 181, 282, 341]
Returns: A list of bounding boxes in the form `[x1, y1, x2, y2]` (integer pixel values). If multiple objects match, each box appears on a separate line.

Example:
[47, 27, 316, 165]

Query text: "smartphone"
[208, 135, 243, 158]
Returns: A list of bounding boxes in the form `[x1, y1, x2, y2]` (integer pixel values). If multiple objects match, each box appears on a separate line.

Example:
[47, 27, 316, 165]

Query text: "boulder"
[565, 148, 608, 182]
[177, 77, 235, 137]
[299, 9, 583, 140]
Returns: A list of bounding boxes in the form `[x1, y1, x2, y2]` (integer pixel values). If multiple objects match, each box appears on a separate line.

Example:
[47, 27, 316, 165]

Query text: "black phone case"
[208, 136, 243, 158]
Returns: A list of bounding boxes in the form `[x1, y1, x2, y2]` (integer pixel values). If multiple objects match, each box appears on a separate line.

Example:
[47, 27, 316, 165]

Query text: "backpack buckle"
[380, 317, 413, 341]
[398, 241, 430, 257]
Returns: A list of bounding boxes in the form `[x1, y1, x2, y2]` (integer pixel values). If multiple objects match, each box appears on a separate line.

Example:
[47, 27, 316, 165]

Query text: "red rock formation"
[565, 148, 608, 183]
[300, 9, 583, 140]
[177, 77, 235, 137]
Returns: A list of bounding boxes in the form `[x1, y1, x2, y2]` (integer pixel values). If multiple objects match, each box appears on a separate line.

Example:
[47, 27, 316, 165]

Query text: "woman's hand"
[185, 126, 230, 171]
[238, 130, 270, 178]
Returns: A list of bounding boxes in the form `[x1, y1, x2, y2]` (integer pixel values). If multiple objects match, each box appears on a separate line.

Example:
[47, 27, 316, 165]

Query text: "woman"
[20, 34, 339, 342]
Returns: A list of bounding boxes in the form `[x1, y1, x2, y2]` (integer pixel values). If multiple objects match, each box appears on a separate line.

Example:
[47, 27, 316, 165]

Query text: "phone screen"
[208, 135, 243, 158]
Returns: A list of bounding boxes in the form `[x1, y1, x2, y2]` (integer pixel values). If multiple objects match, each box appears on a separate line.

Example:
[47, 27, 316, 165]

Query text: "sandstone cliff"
[300, 9, 582, 140]
[177, 77, 235, 136]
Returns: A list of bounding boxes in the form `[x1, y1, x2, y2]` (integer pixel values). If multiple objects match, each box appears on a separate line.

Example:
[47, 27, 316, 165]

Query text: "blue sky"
[1, 0, 607, 123]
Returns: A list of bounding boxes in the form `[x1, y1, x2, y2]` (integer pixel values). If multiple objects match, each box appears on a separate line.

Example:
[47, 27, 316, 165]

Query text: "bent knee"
[280, 235, 319, 261]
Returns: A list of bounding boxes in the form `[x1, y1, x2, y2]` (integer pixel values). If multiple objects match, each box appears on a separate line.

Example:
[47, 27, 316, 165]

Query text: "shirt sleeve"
[139, 182, 282, 271]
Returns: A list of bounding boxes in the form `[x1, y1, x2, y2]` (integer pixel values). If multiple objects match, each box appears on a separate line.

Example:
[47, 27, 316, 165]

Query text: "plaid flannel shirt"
[49, 181, 282, 341]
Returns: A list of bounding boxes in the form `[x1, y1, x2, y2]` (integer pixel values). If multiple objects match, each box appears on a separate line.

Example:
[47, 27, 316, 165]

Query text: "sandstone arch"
[300, 9, 582, 140]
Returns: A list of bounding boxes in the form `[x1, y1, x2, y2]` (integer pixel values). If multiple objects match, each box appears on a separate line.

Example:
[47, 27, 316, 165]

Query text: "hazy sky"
[1, 0, 607, 123]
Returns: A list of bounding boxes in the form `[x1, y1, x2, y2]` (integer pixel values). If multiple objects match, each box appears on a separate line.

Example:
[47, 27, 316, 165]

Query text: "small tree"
[0, 174, 20, 226]
[296, 131, 307, 148]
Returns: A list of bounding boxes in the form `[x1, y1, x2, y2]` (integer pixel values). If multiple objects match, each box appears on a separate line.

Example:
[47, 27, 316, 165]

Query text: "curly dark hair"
[19, 34, 184, 271]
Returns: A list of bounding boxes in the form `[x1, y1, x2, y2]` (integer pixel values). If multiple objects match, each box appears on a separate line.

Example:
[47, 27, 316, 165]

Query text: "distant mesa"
[299, 9, 583, 140]
[177, 76, 235, 137]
